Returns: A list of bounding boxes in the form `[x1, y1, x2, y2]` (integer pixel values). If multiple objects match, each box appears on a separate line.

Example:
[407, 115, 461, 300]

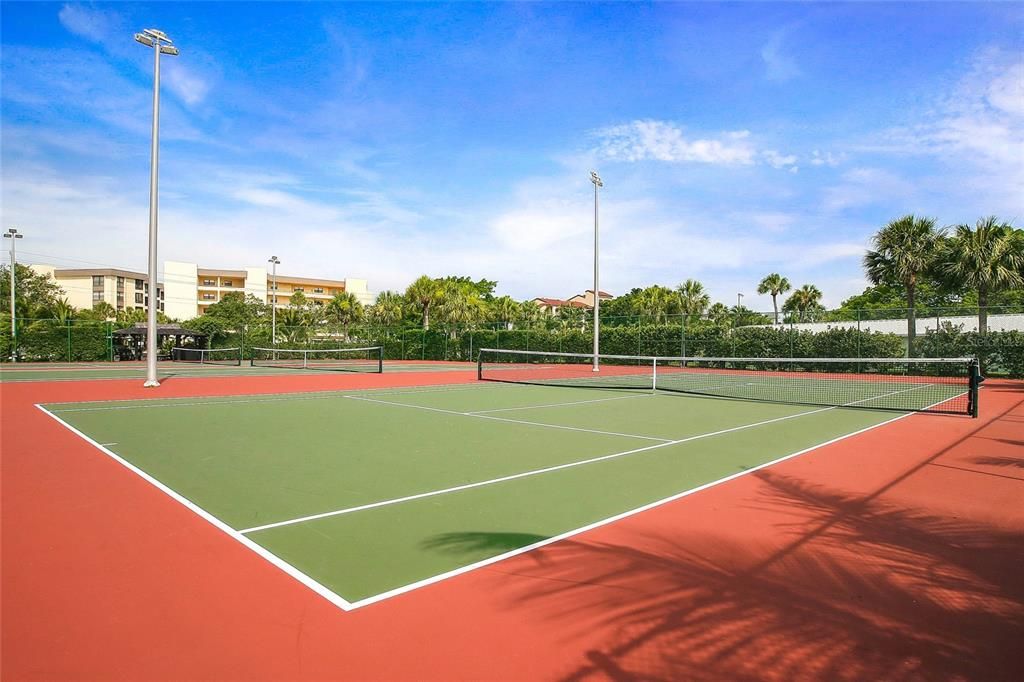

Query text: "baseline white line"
[35, 404, 356, 612]
[43, 381, 501, 411]
[239, 402, 838, 535]
[343, 394, 671, 442]
[347, 392, 960, 610]
[466, 393, 650, 414]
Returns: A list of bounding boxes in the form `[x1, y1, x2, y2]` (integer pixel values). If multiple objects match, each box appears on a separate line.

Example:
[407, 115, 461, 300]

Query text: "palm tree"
[757, 273, 791, 325]
[368, 291, 404, 327]
[557, 304, 587, 330]
[706, 302, 731, 325]
[863, 215, 940, 355]
[490, 296, 521, 330]
[48, 298, 76, 325]
[637, 285, 676, 323]
[405, 275, 441, 330]
[91, 301, 116, 321]
[436, 280, 484, 332]
[518, 300, 544, 328]
[326, 291, 363, 338]
[935, 217, 1024, 335]
[676, 279, 711, 322]
[784, 284, 823, 322]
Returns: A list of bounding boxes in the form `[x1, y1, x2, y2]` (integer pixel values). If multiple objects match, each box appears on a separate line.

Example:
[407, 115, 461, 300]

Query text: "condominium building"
[533, 289, 613, 314]
[163, 261, 372, 320]
[30, 265, 164, 314]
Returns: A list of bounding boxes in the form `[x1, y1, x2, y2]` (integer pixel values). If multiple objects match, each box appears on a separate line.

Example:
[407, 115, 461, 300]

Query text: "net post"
[376, 345, 383, 373]
[477, 349, 484, 381]
[652, 357, 657, 393]
[969, 358, 981, 418]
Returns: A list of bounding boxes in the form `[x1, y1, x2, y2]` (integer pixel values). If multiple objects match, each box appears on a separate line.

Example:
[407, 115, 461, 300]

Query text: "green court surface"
[42, 381, 930, 607]
[0, 361, 473, 382]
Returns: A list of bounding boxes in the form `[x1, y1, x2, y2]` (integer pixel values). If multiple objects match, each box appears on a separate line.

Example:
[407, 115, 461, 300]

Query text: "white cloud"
[822, 167, 914, 212]
[762, 149, 798, 171]
[163, 63, 212, 106]
[58, 4, 122, 45]
[810, 150, 841, 167]
[594, 120, 757, 165]
[761, 29, 801, 82]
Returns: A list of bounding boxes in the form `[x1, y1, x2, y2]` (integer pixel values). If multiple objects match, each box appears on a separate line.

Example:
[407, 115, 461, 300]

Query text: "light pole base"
[592, 366, 600, 372]
[143, 379, 161, 388]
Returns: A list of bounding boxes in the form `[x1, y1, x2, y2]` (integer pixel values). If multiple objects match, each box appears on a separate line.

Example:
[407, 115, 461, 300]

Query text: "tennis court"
[38, 351, 977, 607]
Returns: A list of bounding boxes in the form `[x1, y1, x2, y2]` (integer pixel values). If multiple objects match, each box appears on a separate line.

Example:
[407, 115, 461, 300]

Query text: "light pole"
[135, 28, 179, 388]
[268, 256, 280, 346]
[737, 292, 744, 309]
[4, 228, 23, 362]
[590, 171, 603, 372]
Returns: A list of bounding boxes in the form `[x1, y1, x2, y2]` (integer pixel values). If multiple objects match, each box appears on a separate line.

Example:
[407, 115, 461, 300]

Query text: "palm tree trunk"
[978, 286, 988, 335]
[772, 294, 779, 325]
[422, 304, 430, 331]
[906, 281, 916, 357]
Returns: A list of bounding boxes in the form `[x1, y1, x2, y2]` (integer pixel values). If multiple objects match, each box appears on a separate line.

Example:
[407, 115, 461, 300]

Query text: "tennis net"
[477, 349, 980, 417]
[250, 346, 383, 373]
[171, 347, 242, 366]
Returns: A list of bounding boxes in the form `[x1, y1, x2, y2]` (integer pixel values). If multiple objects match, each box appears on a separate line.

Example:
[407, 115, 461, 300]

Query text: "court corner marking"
[33, 403, 356, 612]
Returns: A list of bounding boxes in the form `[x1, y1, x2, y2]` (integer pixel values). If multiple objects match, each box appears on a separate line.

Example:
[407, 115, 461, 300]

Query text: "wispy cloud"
[822, 168, 914, 212]
[58, 3, 123, 46]
[761, 28, 801, 82]
[594, 120, 758, 165]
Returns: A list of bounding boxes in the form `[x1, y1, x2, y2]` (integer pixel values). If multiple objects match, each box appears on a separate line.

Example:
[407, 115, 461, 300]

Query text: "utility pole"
[590, 171, 603, 372]
[268, 256, 280, 346]
[4, 228, 23, 362]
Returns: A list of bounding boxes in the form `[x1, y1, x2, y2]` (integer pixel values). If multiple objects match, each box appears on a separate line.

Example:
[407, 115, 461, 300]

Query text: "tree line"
[3, 215, 1021, 347]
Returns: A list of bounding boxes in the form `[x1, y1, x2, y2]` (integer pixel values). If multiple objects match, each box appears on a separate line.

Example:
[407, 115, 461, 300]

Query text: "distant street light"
[268, 256, 281, 345]
[135, 28, 179, 388]
[4, 228, 23, 362]
[590, 171, 603, 372]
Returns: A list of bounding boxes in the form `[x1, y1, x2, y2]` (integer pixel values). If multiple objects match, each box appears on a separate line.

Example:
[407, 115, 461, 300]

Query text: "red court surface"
[2, 370, 1022, 681]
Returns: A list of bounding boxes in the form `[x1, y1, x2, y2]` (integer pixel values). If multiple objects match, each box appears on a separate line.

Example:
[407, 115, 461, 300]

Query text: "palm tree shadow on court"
[421, 399, 1024, 680]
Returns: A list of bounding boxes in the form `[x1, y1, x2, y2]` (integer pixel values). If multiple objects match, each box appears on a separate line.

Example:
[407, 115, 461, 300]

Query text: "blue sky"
[2, 2, 1022, 309]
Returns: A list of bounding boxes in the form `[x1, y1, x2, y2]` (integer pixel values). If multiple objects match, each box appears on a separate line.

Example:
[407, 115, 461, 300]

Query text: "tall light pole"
[135, 28, 179, 388]
[590, 171, 603, 372]
[268, 256, 280, 346]
[4, 228, 23, 362]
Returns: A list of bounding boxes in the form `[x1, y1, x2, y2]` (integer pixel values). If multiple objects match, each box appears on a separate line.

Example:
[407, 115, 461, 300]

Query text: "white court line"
[40, 376, 528, 409]
[35, 404, 354, 611]
[343, 394, 672, 442]
[466, 393, 650, 414]
[240, 402, 845, 535]
[45, 382, 496, 412]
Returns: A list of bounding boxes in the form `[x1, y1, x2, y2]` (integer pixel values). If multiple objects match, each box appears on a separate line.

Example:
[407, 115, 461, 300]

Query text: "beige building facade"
[163, 261, 372, 320]
[30, 265, 164, 314]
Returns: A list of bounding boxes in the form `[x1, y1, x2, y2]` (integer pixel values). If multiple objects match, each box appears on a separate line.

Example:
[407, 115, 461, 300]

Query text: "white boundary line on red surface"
[34, 386, 966, 612]
[35, 404, 355, 611]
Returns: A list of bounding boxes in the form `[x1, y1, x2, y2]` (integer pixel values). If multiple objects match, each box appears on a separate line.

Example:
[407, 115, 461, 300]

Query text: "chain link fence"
[3, 307, 1022, 377]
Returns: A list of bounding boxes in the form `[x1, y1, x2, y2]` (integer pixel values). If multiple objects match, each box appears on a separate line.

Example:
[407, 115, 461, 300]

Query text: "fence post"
[856, 308, 861, 359]
[67, 322, 72, 362]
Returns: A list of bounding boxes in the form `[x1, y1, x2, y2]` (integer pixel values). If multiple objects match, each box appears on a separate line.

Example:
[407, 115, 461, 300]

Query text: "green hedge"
[914, 327, 1024, 378]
